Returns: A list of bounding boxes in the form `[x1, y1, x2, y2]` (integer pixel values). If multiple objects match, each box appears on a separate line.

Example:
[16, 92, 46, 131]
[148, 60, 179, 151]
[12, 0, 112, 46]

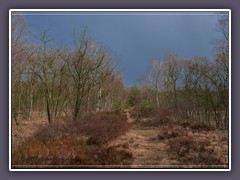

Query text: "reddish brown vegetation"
[158, 126, 185, 140]
[179, 121, 215, 131]
[167, 135, 226, 166]
[12, 136, 93, 165]
[153, 108, 171, 119]
[140, 118, 171, 127]
[128, 107, 140, 120]
[154, 118, 228, 166]
[12, 108, 228, 168]
[12, 136, 133, 166]
[12, 111, 133, 166]
[31, 111, 130, 144]
[134, 108, 173, 127]
[96, 145, 133, 165]
[78, 111, 130, 144]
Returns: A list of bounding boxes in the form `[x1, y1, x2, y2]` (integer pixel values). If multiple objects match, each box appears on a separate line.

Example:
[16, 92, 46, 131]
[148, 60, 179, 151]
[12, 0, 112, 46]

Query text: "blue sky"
[15, 11, 227, 86]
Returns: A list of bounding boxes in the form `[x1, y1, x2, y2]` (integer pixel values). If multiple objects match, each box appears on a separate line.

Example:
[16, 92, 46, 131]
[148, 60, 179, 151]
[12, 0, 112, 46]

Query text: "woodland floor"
[12, 109, 229, 169]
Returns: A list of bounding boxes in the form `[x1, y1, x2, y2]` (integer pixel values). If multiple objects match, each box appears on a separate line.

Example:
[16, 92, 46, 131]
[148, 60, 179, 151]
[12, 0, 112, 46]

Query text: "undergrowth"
[167, 135, 224, 165]
[12, 111, 132, 166]
[158, 126, 185, 140]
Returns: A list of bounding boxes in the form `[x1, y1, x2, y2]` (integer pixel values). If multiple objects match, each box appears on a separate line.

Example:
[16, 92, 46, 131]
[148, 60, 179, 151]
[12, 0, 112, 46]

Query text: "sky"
[13, 11, 228, 86]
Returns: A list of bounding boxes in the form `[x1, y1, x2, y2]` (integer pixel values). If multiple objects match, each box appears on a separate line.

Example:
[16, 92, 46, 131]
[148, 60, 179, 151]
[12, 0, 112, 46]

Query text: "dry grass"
[12, 113, 48, 145]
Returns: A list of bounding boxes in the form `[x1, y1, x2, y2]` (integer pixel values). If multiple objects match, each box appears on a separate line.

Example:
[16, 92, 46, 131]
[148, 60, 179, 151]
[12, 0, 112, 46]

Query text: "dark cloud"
[25, 11, 224, 86]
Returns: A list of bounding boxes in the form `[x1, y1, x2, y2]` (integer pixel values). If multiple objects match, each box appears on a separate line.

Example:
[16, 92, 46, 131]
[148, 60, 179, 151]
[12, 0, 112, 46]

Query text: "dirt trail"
[127, 128, 173, 166]
[123, 109, 134, 123]
[119, 109, 177, 167]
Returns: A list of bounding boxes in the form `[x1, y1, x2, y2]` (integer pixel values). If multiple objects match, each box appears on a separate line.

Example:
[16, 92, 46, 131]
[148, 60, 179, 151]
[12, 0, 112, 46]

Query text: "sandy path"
[120, 109, 177, 167]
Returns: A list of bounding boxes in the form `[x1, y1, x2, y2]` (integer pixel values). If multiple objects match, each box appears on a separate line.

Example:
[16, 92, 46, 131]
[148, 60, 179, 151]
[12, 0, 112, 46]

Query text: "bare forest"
[11, 14, 229, 169]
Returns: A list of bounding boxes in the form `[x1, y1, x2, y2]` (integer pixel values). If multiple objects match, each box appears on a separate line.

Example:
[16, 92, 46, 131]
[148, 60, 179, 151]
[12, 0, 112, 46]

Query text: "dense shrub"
[190, 123, 215, 131]
[129, 107, 140, 120]
[12, 136, 133, 166]
[77, 111, 130, 144]
[158, 126, 185, 140]
[136, 108, 173, 127]
[179, 121, 215, 131]
[167, 135, 224, 165]
[129, 106, 171, 123]
[152, 108, 171, 119]
[31, 122, 71, 142]
[12, 136, 94, 165]
[96, 145, 133, 165]
[12, 111, 132, 166]
[32, 111, 130, 145]
[139, 118, 171, 127]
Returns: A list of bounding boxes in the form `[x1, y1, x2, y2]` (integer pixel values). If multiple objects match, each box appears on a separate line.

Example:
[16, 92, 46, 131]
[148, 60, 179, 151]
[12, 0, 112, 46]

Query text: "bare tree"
[28, 31, 68, 124]
[66, 30, 114, 120]
[11, 14, 29, 125]
[163, 53, 181, 109]
[147, 59, 165, 108]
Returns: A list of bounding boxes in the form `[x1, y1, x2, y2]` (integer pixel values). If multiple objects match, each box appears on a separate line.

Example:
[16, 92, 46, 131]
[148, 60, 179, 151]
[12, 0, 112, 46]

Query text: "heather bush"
[12, 136, 133, 166]
[190, 123, 215, 131]
[154, 108, 171, 119]
[139, 118, 171, 127]
[31, 122, 70, 141]
[96, 146, 133, 165]
[158, 126, 185, 140]
[77, 111, 130, 144]
[31, 111, 130, 144]
[12, 111, 132, 166]
[12, 136, 94, 165]
[167, 135, 224, 165]
[179, 121, 215, 131]
[129, 107, 140, 120]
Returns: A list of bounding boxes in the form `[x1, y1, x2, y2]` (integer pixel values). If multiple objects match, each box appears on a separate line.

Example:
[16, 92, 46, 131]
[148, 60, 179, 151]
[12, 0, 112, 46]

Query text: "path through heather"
[113, 109, 177, 167]
[110, 109, 228, 168]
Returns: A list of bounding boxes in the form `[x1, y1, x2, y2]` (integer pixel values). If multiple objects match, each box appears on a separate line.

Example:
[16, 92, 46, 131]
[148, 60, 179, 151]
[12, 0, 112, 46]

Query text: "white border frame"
[9, 9, 231, 171]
